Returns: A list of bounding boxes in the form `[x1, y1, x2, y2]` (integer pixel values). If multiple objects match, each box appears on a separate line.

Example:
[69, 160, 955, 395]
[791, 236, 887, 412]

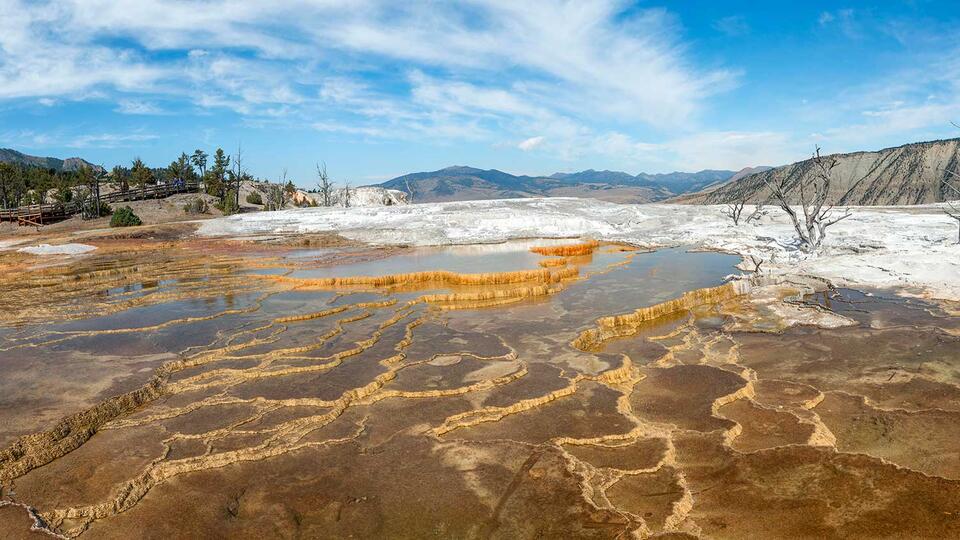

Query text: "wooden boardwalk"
[0, 182, 200, 226]
[0, 204, 75, 226]
[99, 181, 200, 204]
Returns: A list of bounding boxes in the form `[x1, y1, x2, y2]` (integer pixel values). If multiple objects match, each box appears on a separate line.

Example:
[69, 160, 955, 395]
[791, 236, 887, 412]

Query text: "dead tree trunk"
[722, 198, 746, 225]
[942, 175, 960, 244]
[746, 199, 767, 223]
[948, 206, 960, 244]
[316, 162, 333, 207]
[404, 179, 415, 204]
[762, 146, 852, 252]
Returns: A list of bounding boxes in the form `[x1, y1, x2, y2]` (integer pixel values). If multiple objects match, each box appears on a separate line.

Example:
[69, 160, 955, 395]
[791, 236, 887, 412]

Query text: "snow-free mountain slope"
[695, 138, 960, 205]
[375, 166, 737, 203]
[0, 148, 104, 173]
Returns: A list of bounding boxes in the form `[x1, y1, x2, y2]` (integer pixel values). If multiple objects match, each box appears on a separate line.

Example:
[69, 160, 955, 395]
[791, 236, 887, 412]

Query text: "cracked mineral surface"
[1, 234, 959, 539]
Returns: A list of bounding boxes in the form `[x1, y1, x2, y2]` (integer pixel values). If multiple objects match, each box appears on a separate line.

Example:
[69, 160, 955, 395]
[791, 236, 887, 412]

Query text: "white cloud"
[584, 130, 800, 171]
[116, 99, 164, 115]
[410, 72, 545, 119]
[714, 15, 750, 37]
[0, 128, 160, 150]
[69, 133, 160, 149]
[817, 9, 860, 39]
[312, 121, 388, 138]
[800, 47, 960, 149]
[517, 136, 545, 151]
[0, 0, 731, 129]
[1, 0, 954, 172]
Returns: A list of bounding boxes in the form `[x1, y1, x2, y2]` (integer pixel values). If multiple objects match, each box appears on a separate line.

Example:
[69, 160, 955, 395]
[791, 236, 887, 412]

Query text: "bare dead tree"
[404, 178, 415, 204]
[342, 180, 352, 208]
[280, 168, 295, 209]
[945, 200, 960, 244]
[231, 142, 245, 209]
[942, 172, 960, 244]
[746, 199, 767, 223]
[266, 184, 285, 211]
[722, 197, 746, 225]
[316, 162, 333, 207]
[748, 255, 764, 273]
[762, 146, 852, 252]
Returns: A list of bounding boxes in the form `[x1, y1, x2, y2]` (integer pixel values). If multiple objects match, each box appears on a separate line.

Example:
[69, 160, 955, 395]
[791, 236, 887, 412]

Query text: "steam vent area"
[3, 232, 960, 539]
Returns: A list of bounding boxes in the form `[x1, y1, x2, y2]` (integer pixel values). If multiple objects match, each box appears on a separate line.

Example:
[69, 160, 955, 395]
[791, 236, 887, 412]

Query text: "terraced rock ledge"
[1, 233, 959, 539]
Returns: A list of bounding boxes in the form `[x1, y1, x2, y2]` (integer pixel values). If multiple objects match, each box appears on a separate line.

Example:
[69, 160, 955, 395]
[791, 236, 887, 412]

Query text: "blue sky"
[1, 1, 958, 186]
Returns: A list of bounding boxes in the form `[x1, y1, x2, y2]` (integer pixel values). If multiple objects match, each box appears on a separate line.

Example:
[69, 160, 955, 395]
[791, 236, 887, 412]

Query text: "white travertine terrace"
[199, 197, 960, 300]
[17, 243, 98, 255]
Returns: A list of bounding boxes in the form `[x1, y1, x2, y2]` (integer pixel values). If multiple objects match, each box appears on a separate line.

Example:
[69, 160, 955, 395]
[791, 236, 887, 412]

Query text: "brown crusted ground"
[0, 239, 958, 539]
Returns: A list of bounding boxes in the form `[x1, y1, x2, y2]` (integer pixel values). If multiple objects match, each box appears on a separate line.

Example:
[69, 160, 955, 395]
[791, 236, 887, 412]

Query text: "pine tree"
[131, 158, 153, 199]
[207, 148, 230, 199]
[191, 149, 208, 177]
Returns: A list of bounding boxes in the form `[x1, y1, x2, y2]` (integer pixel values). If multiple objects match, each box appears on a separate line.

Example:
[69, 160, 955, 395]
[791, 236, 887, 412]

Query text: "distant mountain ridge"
[0, 148, 104, 173]
[375, 165, 742, 204]
[687, 138, 960, 206]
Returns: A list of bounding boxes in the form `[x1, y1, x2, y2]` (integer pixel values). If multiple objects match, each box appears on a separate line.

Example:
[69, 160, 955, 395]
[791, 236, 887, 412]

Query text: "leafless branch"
[944, 178, 960, 197]
[943, 178, 960, 244]
[722, 198, 746, 225]
[316, 162, 333, 207]
[761, 146, 850, 252]
[746, 199, 767, 223]
[404, 179, 415, 204]
[343, 181, 352, 208]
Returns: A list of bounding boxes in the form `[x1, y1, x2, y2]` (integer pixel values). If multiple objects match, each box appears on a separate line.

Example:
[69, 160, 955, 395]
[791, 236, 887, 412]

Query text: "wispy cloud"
[817, 9, 861, 39]
[518, 136, 545, 151]
[0, 1, 956, 174]
[68, 132, 160, 149]
[1, 128, 161, 150]
[584, 130, 799, 171]
[115, 99, 165, 115]
[0, 1, 731, 129]
[714, 15, 750, 37]
[804, 46, 960, 148]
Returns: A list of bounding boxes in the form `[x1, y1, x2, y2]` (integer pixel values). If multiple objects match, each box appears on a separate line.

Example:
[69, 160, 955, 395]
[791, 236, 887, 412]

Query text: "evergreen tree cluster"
[0, 147, 261, 213]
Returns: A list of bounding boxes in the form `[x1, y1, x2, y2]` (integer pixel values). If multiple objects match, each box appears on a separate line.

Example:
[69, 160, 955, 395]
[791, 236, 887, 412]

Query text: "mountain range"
[6, 135, 956, 207]
[0, 148, 104, 174]
[685, 138, 960, 206]
[375, 166, 755, 203]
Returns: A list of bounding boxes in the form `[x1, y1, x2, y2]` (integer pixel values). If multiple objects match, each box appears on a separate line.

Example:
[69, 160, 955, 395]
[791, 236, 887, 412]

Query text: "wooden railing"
[100, 181, 200, 203]
[0, 182, 201, 226]
[0, 203, 76, 226]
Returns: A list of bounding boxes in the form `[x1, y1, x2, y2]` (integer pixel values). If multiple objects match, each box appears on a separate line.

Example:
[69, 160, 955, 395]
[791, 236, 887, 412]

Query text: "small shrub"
[183, 198, 209, 215]
[110, 206, 142, 228]
[246, 191, 263, 205]
[95, 201, 113, 217]
[215, 190, 240, 215]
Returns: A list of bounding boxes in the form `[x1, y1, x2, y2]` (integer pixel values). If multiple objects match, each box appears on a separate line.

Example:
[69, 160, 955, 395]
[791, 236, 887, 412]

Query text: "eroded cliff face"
[2, 236, 960, 539]
[701, 137, 960, 205]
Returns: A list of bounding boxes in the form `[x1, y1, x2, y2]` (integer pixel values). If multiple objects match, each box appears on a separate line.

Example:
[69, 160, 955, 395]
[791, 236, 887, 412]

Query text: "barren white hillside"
[199, 198, 960, 300]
